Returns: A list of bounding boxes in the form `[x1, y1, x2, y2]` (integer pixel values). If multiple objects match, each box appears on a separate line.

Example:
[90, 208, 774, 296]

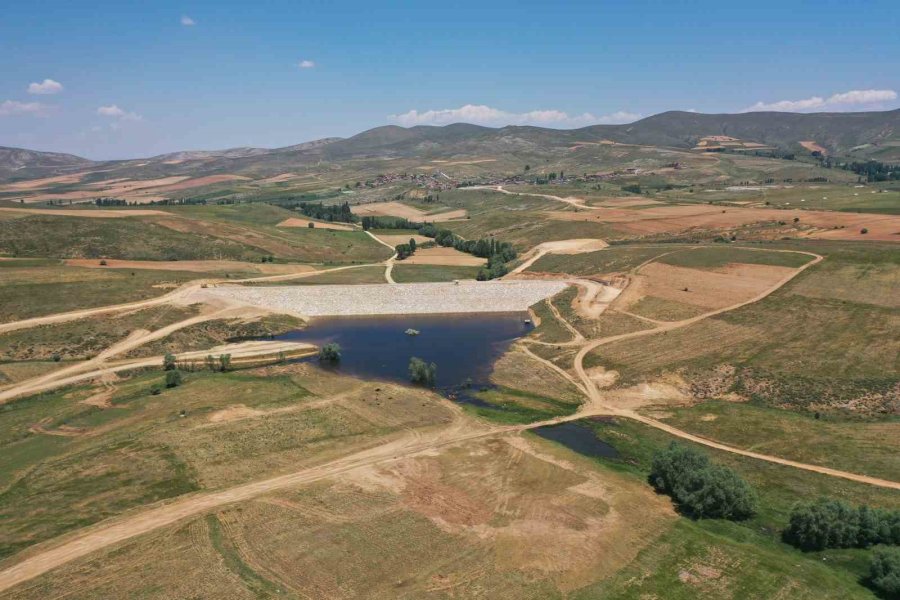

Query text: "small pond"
[533, 422, 620, 459]
[276, 313, 533, 397]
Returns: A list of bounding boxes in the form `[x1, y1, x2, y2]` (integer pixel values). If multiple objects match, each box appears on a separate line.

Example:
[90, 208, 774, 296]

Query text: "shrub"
[163, 353, 177, 371]
[150, 385, 162, 395]
[869, 546, 900, 598]
[409, 356, 437, 387]
[319, 343, 342, 363]
[308, 222, 315, 228]
[649, 442, 757, 520]
[165, 369, 183, 388]
[861, 228, 869, 234]
[99, 259, 107, 266]
[218, 353, 232, 372]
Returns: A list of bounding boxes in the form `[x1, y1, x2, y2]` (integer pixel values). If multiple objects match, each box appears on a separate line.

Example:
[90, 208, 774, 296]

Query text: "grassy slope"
[556, 417, 900, 599]
[587, 241, 899, 414]
[0, 264, 205, 321]
[0, 305, 199, 361]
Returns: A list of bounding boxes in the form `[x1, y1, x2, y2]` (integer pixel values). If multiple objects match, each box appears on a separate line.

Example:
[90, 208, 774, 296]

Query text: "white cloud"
[27, 79, 63, 95]
[744, 89, 897, 112]
[388, 104, 639, 128]
[181, 15, 195, 26]
[97, 104, 142, 121]
[298, 60, 316, 69]
[0, 100, 50, 117]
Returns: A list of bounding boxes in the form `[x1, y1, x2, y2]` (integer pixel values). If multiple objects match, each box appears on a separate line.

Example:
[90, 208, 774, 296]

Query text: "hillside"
[0, 147, 95, 180]
[2, 109, 897, 188]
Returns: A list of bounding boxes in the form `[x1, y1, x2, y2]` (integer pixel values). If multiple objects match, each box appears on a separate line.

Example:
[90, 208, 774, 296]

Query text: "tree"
[165, 369, 183, 388]
[649, 442, 757, 520]
[869, 546, 900, 599]
[395, 243, 412, 259]
[783, 499, 900, 550]
[218, 354, 232, 372]
[308, 222, 315, 228]
[163, 353, 177, 371]
[409, 238, 417, 252]
[319, 343, 342, 363]
[205, 355, 216, 371]
[408, 357, 437, 387]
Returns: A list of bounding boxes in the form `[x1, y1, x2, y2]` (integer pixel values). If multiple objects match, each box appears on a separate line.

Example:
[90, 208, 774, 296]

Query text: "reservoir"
[275, 313, 533, 393]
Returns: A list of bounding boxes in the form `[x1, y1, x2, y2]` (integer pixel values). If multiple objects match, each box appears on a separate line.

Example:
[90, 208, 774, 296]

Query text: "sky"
[1, 0, 898, 160]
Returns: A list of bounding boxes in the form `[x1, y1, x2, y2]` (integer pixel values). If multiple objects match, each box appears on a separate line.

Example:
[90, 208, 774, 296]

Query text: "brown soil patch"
[64, 258, 316, 275]
[275, 218, 356, 231]
[400, 247, 486, 266]
[800, 140, 827, 154]
[372, 233, 431, 246]
[0, 207, 169, 218]
[616, 262, 794, 311]
[0, 172, 86, 191]
[155, 174, 251, 192]
[207, 404, 264, 423]
[593, 197, 664, 207]
[351, 201, 467, 222]
[548, 205, 900, 241]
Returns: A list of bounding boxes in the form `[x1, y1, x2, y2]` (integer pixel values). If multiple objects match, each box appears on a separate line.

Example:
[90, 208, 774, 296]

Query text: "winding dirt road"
[1, 239, 897, 594]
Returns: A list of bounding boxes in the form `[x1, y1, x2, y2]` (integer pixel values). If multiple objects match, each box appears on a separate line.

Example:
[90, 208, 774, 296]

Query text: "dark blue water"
[276, 313, 533, 396]
[533, 422, 620, 459]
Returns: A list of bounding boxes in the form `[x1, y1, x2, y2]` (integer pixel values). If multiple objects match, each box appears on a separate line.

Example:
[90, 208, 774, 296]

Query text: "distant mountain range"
[3, 109, 898, 180]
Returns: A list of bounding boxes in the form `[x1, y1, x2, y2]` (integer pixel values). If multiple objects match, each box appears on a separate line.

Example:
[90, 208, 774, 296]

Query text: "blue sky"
[2, 0, 898, 159]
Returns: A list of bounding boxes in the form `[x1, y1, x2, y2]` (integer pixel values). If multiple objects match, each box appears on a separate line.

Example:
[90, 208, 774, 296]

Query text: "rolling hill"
[2, 109, 897, 185]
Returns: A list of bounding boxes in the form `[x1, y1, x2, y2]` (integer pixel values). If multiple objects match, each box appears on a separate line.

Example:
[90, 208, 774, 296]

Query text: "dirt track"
[1, 243, 898, 593]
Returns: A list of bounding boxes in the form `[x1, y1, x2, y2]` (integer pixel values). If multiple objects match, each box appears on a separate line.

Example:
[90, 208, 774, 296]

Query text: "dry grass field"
[0, 124, 898, 600]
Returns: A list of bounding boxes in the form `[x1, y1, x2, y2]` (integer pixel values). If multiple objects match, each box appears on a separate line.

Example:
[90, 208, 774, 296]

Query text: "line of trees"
[298, 201, 356, 223]
[417, 224, 517, 280]
[783, 498, 900, 551]
[360, 215, 417, 230]
[649, 442, 757, 520]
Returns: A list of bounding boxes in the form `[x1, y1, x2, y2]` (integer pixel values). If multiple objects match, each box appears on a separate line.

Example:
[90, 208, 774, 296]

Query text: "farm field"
[0, 104, 899, 600]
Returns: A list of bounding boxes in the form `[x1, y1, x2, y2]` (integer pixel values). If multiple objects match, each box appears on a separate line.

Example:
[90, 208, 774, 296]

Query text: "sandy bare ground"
[509, 239, 609, 275]
[371, 233, 431, 246]
[799, 141, 827, 154]
[399, 246, 486, 266]
[276, 218, 357, 231]
[615, 262, 796, 312]
[0, 207, 169, 218]
[154, 174, 251, 192]
[63, 258, 317, 275]
[350, 201, 467, 222]
[547, 205, 900, 241]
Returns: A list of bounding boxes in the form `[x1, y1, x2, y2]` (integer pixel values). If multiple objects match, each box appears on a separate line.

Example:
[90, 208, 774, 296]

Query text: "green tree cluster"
[408, 357, 436, 387]
[298, 201, 355, 223]
[783, 498, 900, 551]
[869, 546, 900, 598]
[649, 442, 757, 520]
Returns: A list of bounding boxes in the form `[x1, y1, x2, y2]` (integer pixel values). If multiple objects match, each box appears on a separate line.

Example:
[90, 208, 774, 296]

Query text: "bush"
[218, 353, 232, 372]
[319, 343, 342, 363]
[622, 184, 642, 194]
[409, 357, 437, 387]
[165, 369, 183, 388]
[783, 498, 900, 551]
[163, 353, 177, 371]
[649, 442, 757, 520]
[869, 546, 900, 599]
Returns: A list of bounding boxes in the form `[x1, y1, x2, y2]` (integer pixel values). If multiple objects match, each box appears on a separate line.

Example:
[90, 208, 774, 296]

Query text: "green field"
[391, 263, 480, 282]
